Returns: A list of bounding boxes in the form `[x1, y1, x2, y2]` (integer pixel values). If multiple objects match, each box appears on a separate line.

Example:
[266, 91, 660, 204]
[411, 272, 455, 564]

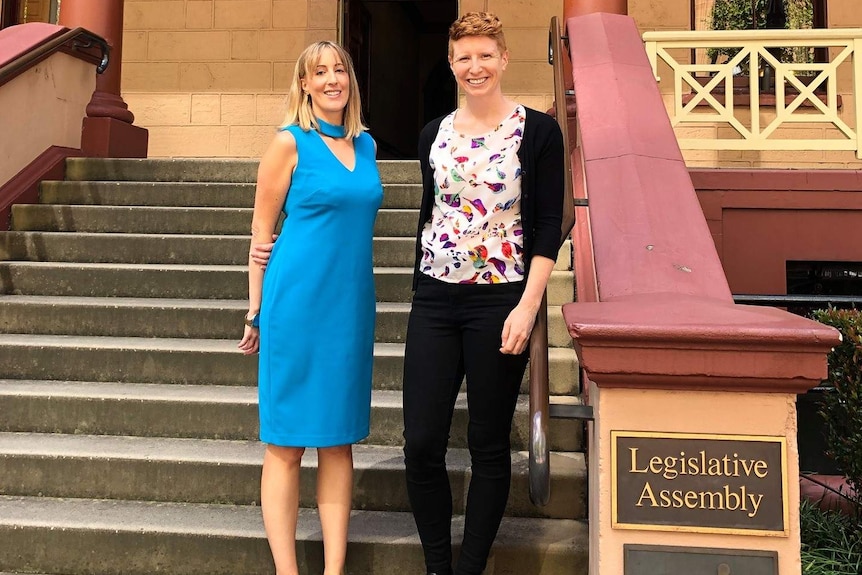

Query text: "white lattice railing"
[643, 29, 862, 159]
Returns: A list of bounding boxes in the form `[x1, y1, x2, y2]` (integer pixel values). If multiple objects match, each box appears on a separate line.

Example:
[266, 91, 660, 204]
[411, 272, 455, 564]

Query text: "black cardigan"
[412, 106, 565, 289]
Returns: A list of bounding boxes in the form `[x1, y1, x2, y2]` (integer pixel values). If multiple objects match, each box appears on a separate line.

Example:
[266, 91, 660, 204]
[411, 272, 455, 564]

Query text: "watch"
[244, 312, 260, 328]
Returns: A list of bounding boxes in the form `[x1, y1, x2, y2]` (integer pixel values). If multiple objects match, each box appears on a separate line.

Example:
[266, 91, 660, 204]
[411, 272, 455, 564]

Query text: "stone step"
[0, 232, 416, 266]
[0, 433, 585, 520]
[0, 381, 584, 452]
[0, 295, 576, 349]
[11, 205, 419, 237]
[39, 181, 423, 209]
[0, 295, 401, 342]
[0, 333, 578, 395]
[0, 263, 575, 305]
[0, 495, 588, 575]
[1, 229, 570, 273]
[0, 262, 403, 301]
[65, 158, 422, 185]
[0, 156, 590, 575]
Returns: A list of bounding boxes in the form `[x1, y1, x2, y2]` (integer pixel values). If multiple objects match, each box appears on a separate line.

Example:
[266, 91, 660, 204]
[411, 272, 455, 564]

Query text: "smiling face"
[301, 47, 350, 124]
[448, 35, 508, 99]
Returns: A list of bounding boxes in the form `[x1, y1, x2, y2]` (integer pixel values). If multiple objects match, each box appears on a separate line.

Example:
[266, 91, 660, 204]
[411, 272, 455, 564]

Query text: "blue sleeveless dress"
[258, 125, 382, 447]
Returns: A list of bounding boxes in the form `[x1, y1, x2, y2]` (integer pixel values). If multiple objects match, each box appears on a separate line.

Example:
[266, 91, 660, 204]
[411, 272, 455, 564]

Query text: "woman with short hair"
[402, 12, 565, 575]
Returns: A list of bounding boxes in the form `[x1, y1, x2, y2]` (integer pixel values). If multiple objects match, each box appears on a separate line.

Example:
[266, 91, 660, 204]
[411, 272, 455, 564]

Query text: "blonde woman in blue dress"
[238, 41, 383, 575]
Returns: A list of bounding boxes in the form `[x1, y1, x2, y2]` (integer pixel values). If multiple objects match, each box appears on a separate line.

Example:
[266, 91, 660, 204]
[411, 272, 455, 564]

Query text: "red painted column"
[59, 0, 147, 157]
[565, 0, 628, 18]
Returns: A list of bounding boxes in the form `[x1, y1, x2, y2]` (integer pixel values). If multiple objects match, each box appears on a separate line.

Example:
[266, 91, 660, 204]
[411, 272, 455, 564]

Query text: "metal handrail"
[528, 16, 578, 507]
[733, 294, 862, 307]
[549, 16, 576, 235]
[0, 26, 108, 88]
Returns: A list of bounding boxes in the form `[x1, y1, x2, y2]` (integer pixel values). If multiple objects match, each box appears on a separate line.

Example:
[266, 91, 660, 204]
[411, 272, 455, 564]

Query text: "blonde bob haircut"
[281, 41, 366, 139]
[448, 12, 507, 57]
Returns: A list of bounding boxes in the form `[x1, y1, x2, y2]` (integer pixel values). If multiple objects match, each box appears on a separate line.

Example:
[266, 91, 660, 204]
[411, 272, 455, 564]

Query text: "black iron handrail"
[548, 17, 575, 232]
[733, 294, 861, 307]
[527, 16, 578, 507]
[0, 26, 108, 88]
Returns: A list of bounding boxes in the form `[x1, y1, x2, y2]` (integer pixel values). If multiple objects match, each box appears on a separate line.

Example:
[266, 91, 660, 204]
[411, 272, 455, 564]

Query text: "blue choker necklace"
[316, 117, 346, 138]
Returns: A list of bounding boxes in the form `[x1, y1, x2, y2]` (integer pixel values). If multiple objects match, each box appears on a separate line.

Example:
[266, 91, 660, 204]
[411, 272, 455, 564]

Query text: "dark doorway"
[1, 0, 20, 29]
[343, 0, 457, 159]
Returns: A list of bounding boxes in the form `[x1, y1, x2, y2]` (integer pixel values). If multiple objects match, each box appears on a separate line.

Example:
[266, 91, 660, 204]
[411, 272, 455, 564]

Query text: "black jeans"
[403, 274, 529, 575]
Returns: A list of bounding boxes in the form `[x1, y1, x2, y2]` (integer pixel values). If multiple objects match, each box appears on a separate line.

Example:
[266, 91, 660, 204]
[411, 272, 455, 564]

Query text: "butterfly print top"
[420, 105, 526, 284]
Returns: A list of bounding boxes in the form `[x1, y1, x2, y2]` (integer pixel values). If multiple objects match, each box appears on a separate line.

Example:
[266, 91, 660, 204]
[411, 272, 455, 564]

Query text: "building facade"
[112, 0, 560, 158]
[5, 0, 861, 167]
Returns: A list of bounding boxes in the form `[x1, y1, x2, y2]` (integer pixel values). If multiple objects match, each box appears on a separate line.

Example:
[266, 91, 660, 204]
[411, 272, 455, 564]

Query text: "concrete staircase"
[0, 158, 588, 575]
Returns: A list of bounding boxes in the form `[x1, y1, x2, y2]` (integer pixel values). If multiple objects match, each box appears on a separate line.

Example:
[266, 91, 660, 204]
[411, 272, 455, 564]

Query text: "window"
[692, 0, 826, 65]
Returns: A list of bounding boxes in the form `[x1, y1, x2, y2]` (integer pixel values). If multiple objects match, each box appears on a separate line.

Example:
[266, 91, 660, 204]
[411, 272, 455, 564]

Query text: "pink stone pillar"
[59, 0, 147, 157]
[563, 14, 840, 574]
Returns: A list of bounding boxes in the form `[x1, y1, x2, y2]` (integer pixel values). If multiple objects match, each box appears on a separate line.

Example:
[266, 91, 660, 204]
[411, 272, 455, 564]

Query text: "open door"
[1, 0, 20, 29]
[1, 0, 60, 28]
[343, 0, 457, 159]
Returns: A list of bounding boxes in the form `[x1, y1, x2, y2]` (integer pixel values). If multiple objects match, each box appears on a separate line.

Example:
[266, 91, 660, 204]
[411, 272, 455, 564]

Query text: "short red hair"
[448, 12, 507, 56]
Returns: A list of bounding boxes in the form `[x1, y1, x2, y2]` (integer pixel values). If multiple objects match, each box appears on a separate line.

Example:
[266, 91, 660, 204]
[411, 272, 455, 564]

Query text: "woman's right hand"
[250, 234, 279, 269]
[238, 325, 260, 355]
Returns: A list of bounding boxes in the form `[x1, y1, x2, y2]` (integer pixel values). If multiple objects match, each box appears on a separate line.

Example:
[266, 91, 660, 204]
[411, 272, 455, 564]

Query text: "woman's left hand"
[500, 303, 537, 355]
[238, 325, 260, 355]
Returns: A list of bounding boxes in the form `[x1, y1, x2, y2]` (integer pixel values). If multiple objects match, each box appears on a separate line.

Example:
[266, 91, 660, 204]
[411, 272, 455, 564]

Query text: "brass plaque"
[624, 545, 778, 575]
[612, 431, 788, 535]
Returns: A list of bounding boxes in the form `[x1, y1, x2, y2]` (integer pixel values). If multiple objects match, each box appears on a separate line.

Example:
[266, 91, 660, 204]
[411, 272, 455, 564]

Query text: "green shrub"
[800, 498, 862, 575]
[811, 308, 862, 511]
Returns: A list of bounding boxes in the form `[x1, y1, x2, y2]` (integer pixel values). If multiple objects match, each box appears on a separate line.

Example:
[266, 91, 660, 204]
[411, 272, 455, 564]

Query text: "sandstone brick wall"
[120, 0, 562, 158]
[122, 0, 338, 157]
